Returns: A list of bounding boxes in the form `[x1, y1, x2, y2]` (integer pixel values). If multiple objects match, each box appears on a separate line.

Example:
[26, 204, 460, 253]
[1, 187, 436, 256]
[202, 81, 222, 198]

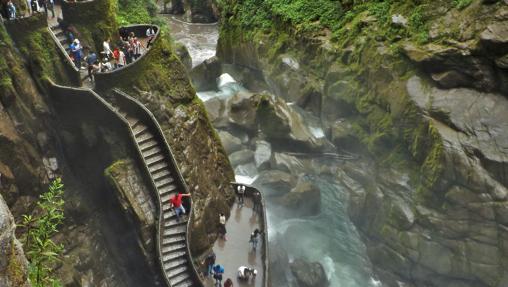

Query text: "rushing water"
[164, 15, 219, 67]
[166, 16, 381, 287]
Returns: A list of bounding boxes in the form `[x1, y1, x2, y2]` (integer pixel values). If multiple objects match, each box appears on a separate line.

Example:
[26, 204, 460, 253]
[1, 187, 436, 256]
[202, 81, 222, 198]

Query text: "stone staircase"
[105, 91, 202, 287]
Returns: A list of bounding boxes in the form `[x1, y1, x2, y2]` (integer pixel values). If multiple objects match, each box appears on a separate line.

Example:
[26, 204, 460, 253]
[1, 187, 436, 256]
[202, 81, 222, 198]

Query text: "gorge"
[1, 0, 508, 287]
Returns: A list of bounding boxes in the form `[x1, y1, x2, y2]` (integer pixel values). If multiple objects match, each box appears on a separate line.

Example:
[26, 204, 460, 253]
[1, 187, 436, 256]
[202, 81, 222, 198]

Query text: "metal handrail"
[230, 182, 269, 287]
[112, 88, 204, 287]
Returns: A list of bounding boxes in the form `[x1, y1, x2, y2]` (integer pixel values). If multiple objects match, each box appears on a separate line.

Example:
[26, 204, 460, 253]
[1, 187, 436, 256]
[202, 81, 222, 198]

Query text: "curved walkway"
[205, 183, 269, 287]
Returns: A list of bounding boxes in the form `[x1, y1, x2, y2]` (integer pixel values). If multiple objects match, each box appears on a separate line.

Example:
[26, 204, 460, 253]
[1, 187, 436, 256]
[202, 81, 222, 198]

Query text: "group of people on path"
[236, 184, 262, 212]
[204, 252, 258, 287]
[167, 185, 264, 287]
[1, 0, 54, 20]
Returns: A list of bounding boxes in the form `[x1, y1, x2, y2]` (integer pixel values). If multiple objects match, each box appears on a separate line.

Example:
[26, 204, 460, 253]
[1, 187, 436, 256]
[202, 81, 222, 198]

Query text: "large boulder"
[226, 90, 258, 131]
[218, 130, 243, 154]
[228, 149, 255, 167]
[254, 170, 297, 196]
[255, 93, 334, 152]
[277, 180, 321, 216]
[190, 56, 222, 91]
[290, 258, 329, 287]
[254, 140, 272, 170]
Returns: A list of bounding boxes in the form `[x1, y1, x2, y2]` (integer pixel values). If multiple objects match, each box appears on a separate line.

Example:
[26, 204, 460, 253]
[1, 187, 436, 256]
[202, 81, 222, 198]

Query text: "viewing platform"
[204, 183, 268, 287]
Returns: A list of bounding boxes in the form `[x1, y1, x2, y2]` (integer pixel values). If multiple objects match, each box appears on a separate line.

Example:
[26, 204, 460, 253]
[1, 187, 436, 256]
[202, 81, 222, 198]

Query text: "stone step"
[161, 242, 186, 254]
[152, 169, 171, 181]
[126, 116, 139, 127]
[59, 39, 67, 46]
[161, 234, 186, 246]
[132, 124, 148, 136]
[162, 226, 186, 237]
[162, 209, 176, 220]
[173, 279, 194, 287]
[166, 265, 188, 279]
[163, 218, 186, 229]
[169, 273, 191, 286]
[163, 258, 187, 271]
[162, 250, 187, 263]
[55, 30, 65, 37]
[136, 132, 154, 145]
[139, 139, 158, 152]
[142, 146, 162, 159]
[155, 176, 174, 188]
[57, 34, 66, 42]
[158, 184, 177, 197]
[148, 162, 168, 174]
[145, 154, 165, 166]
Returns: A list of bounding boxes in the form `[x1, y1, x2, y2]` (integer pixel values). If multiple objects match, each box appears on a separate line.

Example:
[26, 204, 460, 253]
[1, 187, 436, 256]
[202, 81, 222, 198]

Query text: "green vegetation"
[453, 0, 473, 9]
[116, 0, 161, 25]
[19, 178, 65, 287]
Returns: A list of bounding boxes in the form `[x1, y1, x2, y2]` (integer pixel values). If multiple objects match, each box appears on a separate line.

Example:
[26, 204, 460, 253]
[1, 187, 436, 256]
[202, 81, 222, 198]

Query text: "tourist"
[37, 0, 44, 12]
[102, 38, 113, 60]
[46, 0, 54, 18]
[252, 190, 261, 212]
[86, 51, 98, 81]
[100, 58, 112, 72]
[203, 251, 216, 277]
[218, 213, 227, 241]
[7, 1, 16, 19]
[132, 37, 142, 60]
[237, 266, 257, 281]
[224, 278, 233, 287]
[70, 39, 82, 69]
[146, 26, 156, 48]
[249, 229, 262, 251]
[30, 0, 38, 13]
[212, 264, 225, 287]
[169, 192, 191, 221]
[237, 184, 245, 206]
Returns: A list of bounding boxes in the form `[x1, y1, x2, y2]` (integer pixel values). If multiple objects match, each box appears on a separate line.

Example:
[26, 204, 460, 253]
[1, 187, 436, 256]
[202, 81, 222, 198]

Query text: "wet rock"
[0, 194, 30, 287]
[480, 22, 508, 53]
[277, 179, 321, 216]
[270, 153, 306, 174]
[254, 170, 297, 196]
[391, 14, 408, 27]
[218, 130, 242, 154]
[234, 162, 258, 178]
[431, 70, 472, 88]
[330, 119, 362, 152]
[290, 258, 329, 287]
[174, 42, 192, 71]
[190, 56, 222, 91]
[226, 90, 258, 131]
[202, 96, 226, 124]
[229, 149, 255, 167]
[256, 94, 333, 151]
[496, 54, 508, 69]
[254, 140, 271, 169]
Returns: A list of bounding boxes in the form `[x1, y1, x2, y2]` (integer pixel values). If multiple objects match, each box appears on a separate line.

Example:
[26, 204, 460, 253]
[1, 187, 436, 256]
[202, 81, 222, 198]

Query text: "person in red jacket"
[170, 192, 191, 221]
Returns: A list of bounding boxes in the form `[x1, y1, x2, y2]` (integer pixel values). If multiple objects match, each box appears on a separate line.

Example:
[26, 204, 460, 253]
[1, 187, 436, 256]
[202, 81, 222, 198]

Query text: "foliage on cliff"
[19, 178, 65, 287]
[116, 0, 161, 25]
[1, 14, 73, 86]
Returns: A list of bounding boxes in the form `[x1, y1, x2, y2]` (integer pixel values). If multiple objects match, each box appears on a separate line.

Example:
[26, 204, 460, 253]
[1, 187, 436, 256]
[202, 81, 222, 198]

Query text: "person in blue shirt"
[212, 264, 224, 286]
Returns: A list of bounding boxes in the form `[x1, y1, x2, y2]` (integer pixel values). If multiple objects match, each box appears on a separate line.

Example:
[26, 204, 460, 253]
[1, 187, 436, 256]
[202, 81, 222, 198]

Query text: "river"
[165, 15, 381, 287]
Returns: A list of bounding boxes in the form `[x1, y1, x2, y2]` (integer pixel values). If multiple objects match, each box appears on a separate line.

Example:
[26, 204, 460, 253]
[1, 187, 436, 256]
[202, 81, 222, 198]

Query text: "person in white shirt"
[237, 266, 257, 280]
[103, 38, 113, 59]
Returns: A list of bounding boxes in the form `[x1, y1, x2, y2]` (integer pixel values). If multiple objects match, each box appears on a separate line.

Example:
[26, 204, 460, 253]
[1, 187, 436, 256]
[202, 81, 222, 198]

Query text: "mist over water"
[166, 16, 381, 287]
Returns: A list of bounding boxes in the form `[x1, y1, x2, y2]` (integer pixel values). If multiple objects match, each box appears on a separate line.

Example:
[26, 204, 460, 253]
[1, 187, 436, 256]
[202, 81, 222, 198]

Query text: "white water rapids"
[165, 15, 382, 287]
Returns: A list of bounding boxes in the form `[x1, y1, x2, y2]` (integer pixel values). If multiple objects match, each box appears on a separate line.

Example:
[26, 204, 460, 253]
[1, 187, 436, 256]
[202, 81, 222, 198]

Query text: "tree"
[20, 178, 65, 287]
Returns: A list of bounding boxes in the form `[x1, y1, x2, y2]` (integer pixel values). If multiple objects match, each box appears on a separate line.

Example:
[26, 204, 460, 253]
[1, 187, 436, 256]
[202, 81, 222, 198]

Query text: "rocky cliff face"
[217, 0, 508, 286]
[0, 194, 30, 287]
